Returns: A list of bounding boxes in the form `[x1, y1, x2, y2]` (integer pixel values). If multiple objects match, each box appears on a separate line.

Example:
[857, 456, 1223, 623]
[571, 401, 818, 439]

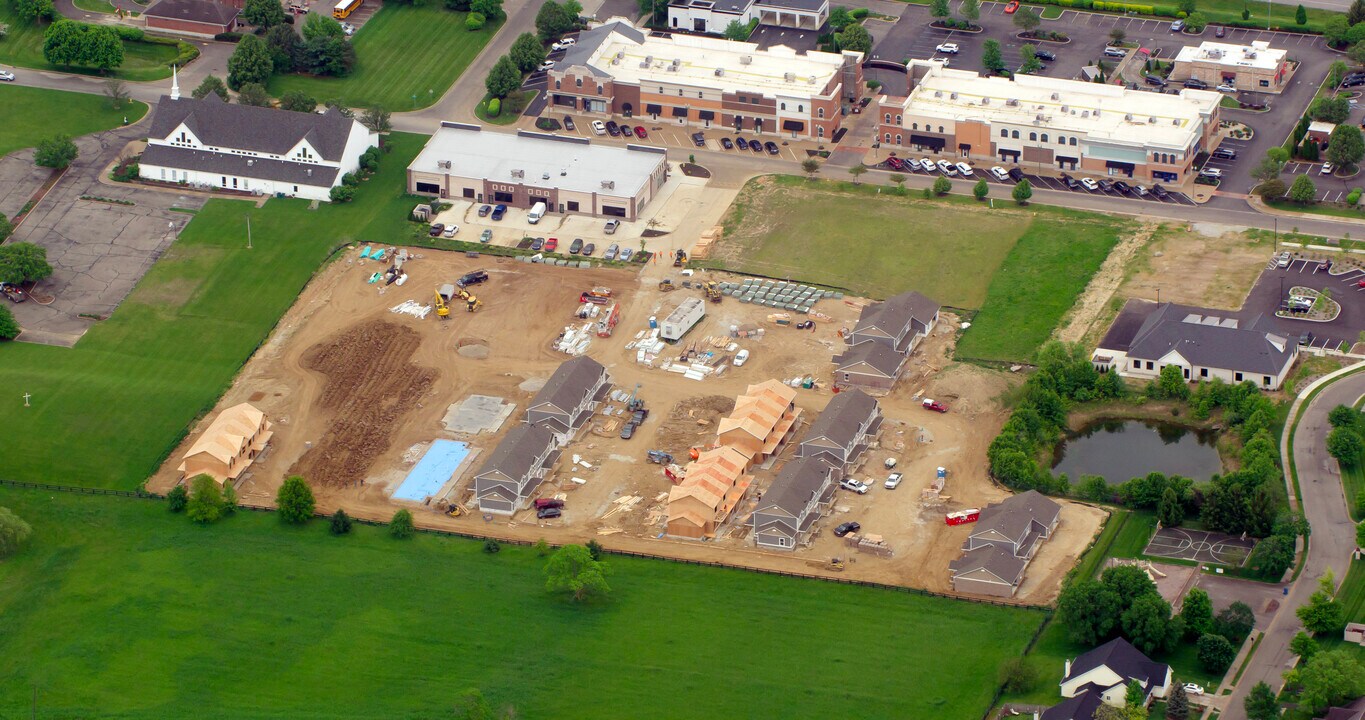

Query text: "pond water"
[1051, 419, 1222, 485]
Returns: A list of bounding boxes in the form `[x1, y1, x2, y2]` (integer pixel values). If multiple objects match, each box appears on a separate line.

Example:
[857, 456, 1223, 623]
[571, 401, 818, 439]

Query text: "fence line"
[0, 478, 147, 498]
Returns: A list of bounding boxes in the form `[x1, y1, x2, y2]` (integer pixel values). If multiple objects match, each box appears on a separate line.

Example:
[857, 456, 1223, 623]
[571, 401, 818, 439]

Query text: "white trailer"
[660, 296, 705, 342]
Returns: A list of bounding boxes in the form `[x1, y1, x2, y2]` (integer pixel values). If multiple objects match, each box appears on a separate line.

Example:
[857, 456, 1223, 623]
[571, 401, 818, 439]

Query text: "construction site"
[148, 240, 1103, 604]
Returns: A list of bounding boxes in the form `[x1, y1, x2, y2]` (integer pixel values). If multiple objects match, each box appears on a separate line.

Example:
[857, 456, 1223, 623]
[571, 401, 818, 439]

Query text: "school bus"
[332, 0, 361, 19]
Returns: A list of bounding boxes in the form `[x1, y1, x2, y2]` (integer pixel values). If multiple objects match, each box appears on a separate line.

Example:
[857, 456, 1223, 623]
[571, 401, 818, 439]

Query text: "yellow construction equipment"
[658, 278, 676, 292]
[458, 288, 482, 312]
[434, 288, 450, 319]
[702, 281, 722, 303]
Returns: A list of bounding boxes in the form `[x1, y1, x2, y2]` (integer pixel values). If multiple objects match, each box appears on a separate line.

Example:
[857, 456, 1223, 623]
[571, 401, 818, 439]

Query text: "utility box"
[660, 296, 705, 342]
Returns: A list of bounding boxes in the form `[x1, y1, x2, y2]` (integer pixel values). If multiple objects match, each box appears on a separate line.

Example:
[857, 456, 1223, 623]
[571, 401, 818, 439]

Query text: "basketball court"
[1143, 527, 1257, 566]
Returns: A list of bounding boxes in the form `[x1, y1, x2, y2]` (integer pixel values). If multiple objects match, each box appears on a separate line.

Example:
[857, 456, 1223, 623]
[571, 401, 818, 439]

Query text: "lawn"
[0, 9, 187, 82]
[268, 3, 498, 110]
[1339, 397, 1365, 520]
[1106, 510, 1158, 561]
[0, 486, 1046, 719]
[0, 84, 147, 157]
[0, 133, 427, 490]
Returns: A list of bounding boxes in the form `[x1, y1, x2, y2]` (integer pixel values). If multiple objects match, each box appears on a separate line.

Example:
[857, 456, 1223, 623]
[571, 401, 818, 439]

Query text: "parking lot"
[872, 154, 1199, 204]
[1243, 258, 1365, 348]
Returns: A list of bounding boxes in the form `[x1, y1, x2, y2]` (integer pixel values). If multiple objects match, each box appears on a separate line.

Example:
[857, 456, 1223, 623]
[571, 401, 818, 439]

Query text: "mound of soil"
[651, 395, 736, 453]
[457, 337, 490, 359]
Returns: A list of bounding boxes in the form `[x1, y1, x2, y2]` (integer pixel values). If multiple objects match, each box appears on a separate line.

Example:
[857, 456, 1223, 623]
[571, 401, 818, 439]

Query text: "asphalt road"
[1221, 367, 1365, 720]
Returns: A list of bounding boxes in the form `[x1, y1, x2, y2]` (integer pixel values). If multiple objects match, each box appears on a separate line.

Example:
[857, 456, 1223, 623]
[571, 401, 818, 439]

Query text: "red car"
[634, 126, 648, 139]
[921, 399, 949, 413]
[545, 237, 559, 252]
[1004, 0, 1019, 11]
[887, 156, 903, 170]
[1358, 279, 1365, 288]
[534, 498, 564, 510]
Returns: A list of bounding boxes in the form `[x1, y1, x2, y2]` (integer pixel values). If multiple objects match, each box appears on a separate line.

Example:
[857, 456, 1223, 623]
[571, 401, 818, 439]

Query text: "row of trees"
[0, 242, 54, 287]
[42, 20, 123, 71]
[1328, 403, 1364, 467]
[484, 2, 580, 101]
[227, 15, 354, 91]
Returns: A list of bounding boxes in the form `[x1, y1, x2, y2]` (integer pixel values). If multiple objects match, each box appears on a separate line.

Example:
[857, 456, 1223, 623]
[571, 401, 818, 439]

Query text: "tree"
[999, 657, 1039, 693]
[243, 0, 286, 28]
[1157, 486, 1185, 528]
[930, 0, 950, 19]
[103, 78, 129, 110]
[1311, 95, 1351, 124]
[12, 0, 54, 23]
[33, 135, 77, 170]
[1329, 427, 1364, 462]
[302, 35, 355, 76]
[1244, 681, 1280, 720]
[1184, 12, 1208, 31]
[1251, 152, 1285, 183]
[236, 82, 270, 106]
[1351, 0, 1365, 24]
[801, 157, 821, 179]
[0, 304, 15, 340]
[330, 508, 353, 535]
[1154, 364, 1190, 399]
[303, 12, 344, 41]
[1298, 649, 1365, 714]
[1122, 593, 1181, 655]
[1289, 173, 1317, 204]
[1329, 60, 1350, 90]
[961, 0, 980, 23]
[1017, 43, 1042, 75]
[544, 544, 611, 601]
[932, 176, 951, 196]
[0, 243, 53, 285]
[509, 32, 546, 73]
[847, 164, 867, 184]
[265, 24, 301, 73]
[973, 178, 989, 200]
[186, 474, 225, 524]
[360, 105, 391, 133]
[1103, 565, 1159, 610]
[723, 19, 749, 40]
[1013, 178, 1032, 204]
[1179, 587, 1213, 639]
[1177, 0, 1195, 13]
[1124, 680, 1145, 709]
[1327, 16, 1352, 47]
[982, 38, 1004, 72]
[1109, 27, 1126, 45]
[43, 21, 121, 71]
[1295, 3, 1307, 24]
[1257, 178, 1287, 202]
[276, 475, 315, 524]
[484, 55, 521, 99]
[1215, 601, 1256, 643]
[227, 34, 274, 90]
[166, 484, 189, 513]
[1248, 534, 1295, 580]
[586, 539, 603, 561]
[0, 506, 31, 558]
[1330, 405, 1363, 430]
[193, 74, 230, 101]
[1299, 572, 1346, 634]
[390, 508, 415, 538]
[470, 0, 503, 20]
[279, 90, 316, 112]
[1166, 683, 1190, 719]
[535, 0, 574, 42]
[1197, 632, 1236, 673]
[1291, 630, 1320, 662]
[1056, 579, 1121, 644]
[1013, 8, 1041, 35]
[1328, 124, 1365, 172]
[837, 23, 871, 53]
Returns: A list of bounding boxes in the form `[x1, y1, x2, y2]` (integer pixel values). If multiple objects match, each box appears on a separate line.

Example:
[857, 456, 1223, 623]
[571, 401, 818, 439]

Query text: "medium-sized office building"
[1170, 40, 1291, 93]
[667, 0, 829, 34]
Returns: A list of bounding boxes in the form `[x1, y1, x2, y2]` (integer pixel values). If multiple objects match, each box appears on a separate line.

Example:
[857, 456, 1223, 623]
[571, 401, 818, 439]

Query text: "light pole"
[244, 214, 252, 250]
[1267, 0, 1272, 30]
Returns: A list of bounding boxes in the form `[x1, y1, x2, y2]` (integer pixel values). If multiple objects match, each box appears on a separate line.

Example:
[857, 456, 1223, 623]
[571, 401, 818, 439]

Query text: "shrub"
[850, 7, 868, 18]
[0, 305, 18, 340]
[329, 509, 353, 535]
[1349, 189, 1362, 205]
[465, 11, 486, 30]
[166, 484, 188, 512]
[341, 172, 359, 187]
[111, 25, 144, 41]
[0, 507, 32, 559]
[487, 97, 501, 116]
[329, 185, 355, 203]
[932, 176, 952, 196]
[483, 538, 501, 553]
[390, 509, 415, 539]
[214, 31, 244, 42]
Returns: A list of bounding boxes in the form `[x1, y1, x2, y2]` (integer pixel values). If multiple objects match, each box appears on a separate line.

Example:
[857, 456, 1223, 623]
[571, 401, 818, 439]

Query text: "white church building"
[138, 70, 377, 201]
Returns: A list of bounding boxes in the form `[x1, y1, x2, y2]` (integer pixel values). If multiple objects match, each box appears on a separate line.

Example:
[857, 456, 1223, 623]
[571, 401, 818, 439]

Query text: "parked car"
[544, 237, 559, 252]
[1151, 184, 1170, 199]
[884, 472, 904, 490]
[840, 478, 870, 494]
[1214, 24, 1225, 37]
[1321, 162, 1335, 175]
[1034, 49, 1056, 61]
[1276, 252, 1292, 268]
[539, 60, 556, 71]
[634, 126, 648, 139]
[1211, 147, 1237, 160]
[1133, 184, 1149, 197]
[1299, 331, 1315, 346]
[1216, 83, 1236, 93]
[935, 42, 960, 54]
[479, 229, 492, 243]
[1144, 74, 1168, 87]
[936, 159, 957, 176]
[529, 237, 545, 251]
[491, 204, 507, 220]
[1004, 0, 1019, 11]
[619, 247, 634, 262]
[748, 139, 763, 152]
[733, 348, 750, 366]
[428, 222, 445, 237]
[581, 242, 595, 256]
[591, 120, 607, 135]
[340, 22, 355, 35]
[721, 137, 734, 150]
[920, 158, 937, 172]
[604, 243, 619, 260]
[1183, 78, 1209, 90]
[1080, 177, 1100, 191]
[605, 120, 621, 136]
[1183, 684, 1205, 697]
[537, 506, 562, 519]
[691, 132, 706, 147]
[551, 37, 577, 51]
[1170, 19, 1184, 31]
[833, 521, 862, 537]
[734, 136, 750, 151]
[1113, 180, 1132, 194]
[569, 238, 584, 254]
[442, 223, 459, 238]
[0, 71, 14, 82]
[1060, 174, 1081, 189]
[764, 141, 779, 155]
[990, 166, 1010, 181]
[955, 162, 974, 176]
[534, 498, 565, 510]
[922, 399, 948, 413]
[1104, 46, 1127, 58]
[478, 204, 492, 217]
[1199, 167, 1223, 179]
[887, 156, 904, 171]
[604, 219, 620, 234]
[1343, 74, 1365, 88]
[1008, 167, 1025, 182]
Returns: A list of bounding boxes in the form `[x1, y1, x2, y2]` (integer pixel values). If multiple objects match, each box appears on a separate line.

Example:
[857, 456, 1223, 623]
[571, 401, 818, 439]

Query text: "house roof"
[148, 93, 357, 161]
[833, 341, 906, 377]
[529, 356, 607, 417]
[853, 290, 939, 338]
[949, 543, 1026, 584]
[1099, 300, 1296, 376]
[1320, 697, 1365, 720]
[973, 490, 1061, 547]
[717, 379, 796, 441]
[755, 456, 836, 519]
[1040, 690, 1106, 720]
[145, 0, 239, 24]
[669, 446, 749, 509]
[559, 19, 647, 77]
[1065, 637, 1170, 689]
[801, 388, 878, 450]
[474, 424, 556, 483]
[141, 144, 341, 188]
[180, 402, 266, 466]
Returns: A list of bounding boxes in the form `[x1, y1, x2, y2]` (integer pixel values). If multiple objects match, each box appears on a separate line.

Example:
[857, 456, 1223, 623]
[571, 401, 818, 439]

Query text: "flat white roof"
[900, 62, 1219, 149]
[1173, 40, 1286, 71]
[577, 21, 856, 96]
[409, 124, 665, 196]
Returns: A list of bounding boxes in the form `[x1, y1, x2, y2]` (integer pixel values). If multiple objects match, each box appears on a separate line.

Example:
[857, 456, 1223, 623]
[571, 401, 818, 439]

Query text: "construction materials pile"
[845, 532, 894, 558]
[553, 321, 596, 356]
[690, 226, 720, 260]
[725, 279, 842, 313]
[627, 329, 741, 381]
[390, 299, 433, 320]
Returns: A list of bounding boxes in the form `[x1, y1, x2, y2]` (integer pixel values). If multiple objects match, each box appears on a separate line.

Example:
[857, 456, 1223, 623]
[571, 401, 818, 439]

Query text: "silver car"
[619, 247, 634, 262]
[604, 243, 619, 260]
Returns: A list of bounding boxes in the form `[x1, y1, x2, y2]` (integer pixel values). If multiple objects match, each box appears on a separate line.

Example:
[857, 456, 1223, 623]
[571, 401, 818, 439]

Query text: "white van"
[527, 201, 547, 224]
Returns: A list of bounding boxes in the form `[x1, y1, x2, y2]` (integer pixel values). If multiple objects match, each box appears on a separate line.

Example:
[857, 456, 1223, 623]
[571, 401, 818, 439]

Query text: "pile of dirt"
[290, 320, 437, 486]
[456, 337, 489, 359]
[651, 395, 736, 454]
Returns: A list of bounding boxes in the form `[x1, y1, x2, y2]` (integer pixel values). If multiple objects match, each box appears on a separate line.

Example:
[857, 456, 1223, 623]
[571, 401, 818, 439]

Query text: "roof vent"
[668, 64, 678, 71]
[438, 160, 452, 169]
[306, 168, 312, 177]
[1035, 113, 1044, 121]
[1060, 105, 1068, 112]
[512, 169, 524, 178]
[616, 51, 625, 60]
[950, 92, 958, 100]
[1124, 113, 1133, 120]
[934, 90, 943, 98]
[1050, 92, 1059, 100]
[645, 55, 653, 64]
[672, 58, 681, 67]
[1081, 110, 1089, 117]
[739, 55, 752, 65]
[601, 180, 615, 189]
[247, 159, 255, 166]
[543, 172, 551, 180]
[982, 97, 990, 105]
[784, 72, 795, 81]
[808, 75, 816, 84]
[1172, 118, 1180, 125]
[714, 67, 724, 76]
[560, 168, 568, 176]
[1006, 98, 1019, 106]
[1148, 116, 1157, 123]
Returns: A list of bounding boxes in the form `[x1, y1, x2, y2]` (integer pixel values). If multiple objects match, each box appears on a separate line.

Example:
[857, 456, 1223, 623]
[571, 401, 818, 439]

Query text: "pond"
[1051, 419, 1222, 485]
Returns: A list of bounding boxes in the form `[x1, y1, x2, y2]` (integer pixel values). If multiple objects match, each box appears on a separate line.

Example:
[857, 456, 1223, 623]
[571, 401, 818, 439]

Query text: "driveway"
[1244, 257, 1365, 348]
[5, 124, 204, 346]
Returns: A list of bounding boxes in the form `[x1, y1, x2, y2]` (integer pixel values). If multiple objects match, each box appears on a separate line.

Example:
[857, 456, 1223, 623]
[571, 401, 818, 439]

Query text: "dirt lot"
[151, 248, 1103, 604]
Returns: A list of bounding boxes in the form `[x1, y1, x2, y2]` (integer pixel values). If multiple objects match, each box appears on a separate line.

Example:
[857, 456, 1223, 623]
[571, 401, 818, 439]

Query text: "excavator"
[434, 288, 451, 320]
[457, 288, 482, 312]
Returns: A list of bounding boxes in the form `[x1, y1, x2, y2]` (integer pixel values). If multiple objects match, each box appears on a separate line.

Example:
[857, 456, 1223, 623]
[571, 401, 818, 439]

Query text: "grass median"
[0, 8, 186, 82]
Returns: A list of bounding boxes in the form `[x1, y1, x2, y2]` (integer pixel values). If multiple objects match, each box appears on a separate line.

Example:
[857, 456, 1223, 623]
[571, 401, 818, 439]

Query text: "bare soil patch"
[1055, 222, 1157, 344]
[1120, 225, 1271, 310]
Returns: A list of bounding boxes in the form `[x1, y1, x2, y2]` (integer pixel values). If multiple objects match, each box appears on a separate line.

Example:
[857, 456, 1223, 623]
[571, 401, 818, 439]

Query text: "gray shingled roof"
[755, 456, 836, 518]
[559, 21, 645, 77]
[1125, 303, 1294, 376]
[1040, 690, 1105, 720]
[854, 290, 939, 338]
[148, 94, 356, 161]
[949, 544, 1026, 582]
[1065, 637, 1170, 688]
[141, 144, 341, 187]
[145, 0, 239, 24]
[475, 424, 556, 483]
[529, 356, 606, 416]
[974, 490, 1060, 547]
[801, 389, 877, 451]
[833, 341, 906, 377]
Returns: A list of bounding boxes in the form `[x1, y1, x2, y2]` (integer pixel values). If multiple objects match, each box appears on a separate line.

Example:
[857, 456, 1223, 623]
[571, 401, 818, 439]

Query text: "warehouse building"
[548, 19, 862, 141]
[1170, 40, 1291, 93]
[877, 61, 1222, 184]
[406, 123, 668, 221]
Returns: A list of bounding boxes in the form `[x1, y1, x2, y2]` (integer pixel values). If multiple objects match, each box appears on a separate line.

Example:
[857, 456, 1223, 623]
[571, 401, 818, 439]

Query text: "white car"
[591, 120, 607, 135]
[840, 478, 870, 494]
[1080, 177, 1099, 191]
[1321, 162, 1335, 175]
[884, 472, 904, 490]
[340, 22, 355, 35]
[442, 223, 459, 238]
[936, 159, 957, 176]
[936, 42, 960, 54]
[0, 71, 15, 82]
[1199, 167, 1223, 179]
[1183, 683, 1205, 696]
[932, 56, 951, 67]
[1103, 47, 1127, 58]
[553, 37, 577, 50]
[539, 60, 556, 71]
[619, 247, 634, 262]
[990, 166, 1010, 181]
[919, 158, 936, 172]
[733, 349, 750, 366]
[956, 162, 974, 176]
[1216, 83, 1236, 93]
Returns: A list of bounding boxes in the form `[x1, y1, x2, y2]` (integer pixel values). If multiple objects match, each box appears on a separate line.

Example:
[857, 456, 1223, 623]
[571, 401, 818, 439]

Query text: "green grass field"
[0, 10, 184, 81]
[0, 133, 426, 490]
[268, 4, 498, 110]
[0, 84, 147, 157]
[0, 486, 1046, 719]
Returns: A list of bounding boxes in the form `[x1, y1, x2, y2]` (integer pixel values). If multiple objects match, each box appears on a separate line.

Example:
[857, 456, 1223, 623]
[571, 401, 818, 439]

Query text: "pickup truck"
[922, 399, 949, 413]
[840, 478, 870, 494]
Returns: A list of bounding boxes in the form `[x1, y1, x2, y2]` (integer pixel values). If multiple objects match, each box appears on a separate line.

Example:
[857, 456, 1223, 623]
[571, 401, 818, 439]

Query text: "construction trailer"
[660, 296, 706, 342]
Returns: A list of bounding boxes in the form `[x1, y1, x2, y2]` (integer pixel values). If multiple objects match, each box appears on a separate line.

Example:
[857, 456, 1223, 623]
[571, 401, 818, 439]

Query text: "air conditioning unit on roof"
[715, 67, 724, 76]
[950, 92, 958, 100]
[1051, 93, 1059, 100]
[740, 55, 752, 65]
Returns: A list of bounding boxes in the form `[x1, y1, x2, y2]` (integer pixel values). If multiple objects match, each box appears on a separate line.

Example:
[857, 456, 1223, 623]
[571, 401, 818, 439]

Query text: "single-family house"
[950, 490, 1061, 597]
[832, 290, 939, 391]
[472, 424, 561, 515]
[1092, 300, 1298, 391]
[177, 402, 273, 486]
[1058, 637, 1172, 707]
[751, 456, 840, 550]
[1317, 698, 1365, 720]
[666, 446, 752, 539]
[524, 356, 612, 445]
[716, 379, 802, 468]
[144, 0, 240, 38]
[1040, 689, 1107, 720]
[795, 388, 881, 476]
[832, 342, 909, 392]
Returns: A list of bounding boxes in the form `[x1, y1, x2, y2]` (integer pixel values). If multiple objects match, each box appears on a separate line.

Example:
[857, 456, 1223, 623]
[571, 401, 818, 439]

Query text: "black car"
[691, 132, 706, 147]
[764, 141, 779, 155]
[477, 204, 492, 217]
[428, 223, 444, 237]
[1097, 179, 1114, 192]
[734, 137, 747, 151]
[1144, 74, 1168, 87]
[563, 115, 576, 131]
[581, 242, 595, 256]
[1034, 49, 1056, 61]
[1152, 184, 1170, 199]
[748, 139, 763, 152]
[569, 238, 584, 254]
[605, 120, 621, 136]
[1343, 74, 1365, 88]
[530, 237, 545, 251]
[537, 506, 562, 519]
[833, 521, 861, 537]
[720, 137, 734, 150]
[1183, 78, 1209, 90]
[457, 270, 489, 287]
[491, 204, 507, 221]
[1007, 167, 1025, 182]
[1060, 174, 1081, 190]
[1113, 180, 1132, 194]
[1211, 147, 1238, 160]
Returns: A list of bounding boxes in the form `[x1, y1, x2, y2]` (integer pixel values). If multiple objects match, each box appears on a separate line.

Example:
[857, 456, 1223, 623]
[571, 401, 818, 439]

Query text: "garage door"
[415, 181, 440, 194]
[602, 206, 626, 217]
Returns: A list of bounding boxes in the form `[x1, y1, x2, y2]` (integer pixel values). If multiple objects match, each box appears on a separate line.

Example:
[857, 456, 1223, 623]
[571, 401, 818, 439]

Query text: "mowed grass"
[0, 133, 427, 490]
[0, 487, 1046, 719]
[0, 84, 147, 157]
[268, 4, 498, 110]
[955, 210, 1128, 363]
[716, 176, 1027, 308]
[0, 9, 182, 81]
